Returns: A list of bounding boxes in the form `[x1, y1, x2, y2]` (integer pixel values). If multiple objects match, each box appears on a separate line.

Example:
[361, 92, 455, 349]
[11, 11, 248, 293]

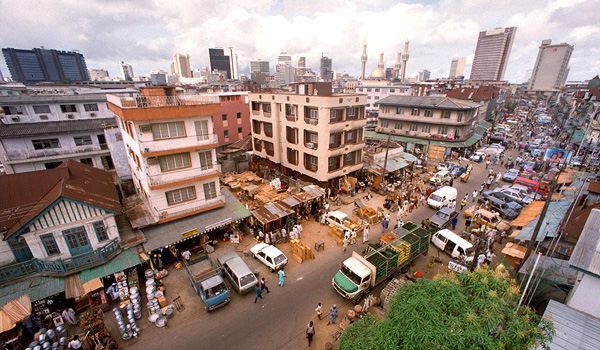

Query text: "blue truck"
[183, 257, 231, 311]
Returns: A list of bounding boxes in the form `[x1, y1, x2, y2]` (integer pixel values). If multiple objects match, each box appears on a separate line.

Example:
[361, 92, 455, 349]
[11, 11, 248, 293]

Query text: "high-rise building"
[150, 70, 169, 85]
[528, 40, 573, 91]
[209, 48, 231, 79]
[250, 60, 270, 75]
[320, 55, 333, 81]
[275, 64, 296, 86]
[172, 53, 192, 78]
[298, 57, 306, 69]
[278, 53, 292, 66]
[449, 57, 466, 78]
[470, 27, 516, 81]
[88, 69, 110, 81]
[120, 61, 134, 81]
[2, 47, 89, 83]
[225, 47, 239, 80]
[418, 70, 431, 82]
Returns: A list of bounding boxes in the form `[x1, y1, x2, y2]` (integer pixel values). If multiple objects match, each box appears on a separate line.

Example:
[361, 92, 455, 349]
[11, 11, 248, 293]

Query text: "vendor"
[106, 283, 120, 301]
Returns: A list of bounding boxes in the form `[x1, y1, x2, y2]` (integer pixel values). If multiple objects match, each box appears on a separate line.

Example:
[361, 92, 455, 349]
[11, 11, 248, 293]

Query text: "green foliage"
[338, 269, 554, 350]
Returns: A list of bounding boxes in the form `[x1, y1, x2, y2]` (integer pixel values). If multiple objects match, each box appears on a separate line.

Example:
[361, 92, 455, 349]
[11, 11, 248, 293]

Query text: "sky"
[1, 0, 599, 83]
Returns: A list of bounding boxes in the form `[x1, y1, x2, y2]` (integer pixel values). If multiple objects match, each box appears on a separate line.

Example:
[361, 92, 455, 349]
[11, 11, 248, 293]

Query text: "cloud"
[0, 0, 598, 82]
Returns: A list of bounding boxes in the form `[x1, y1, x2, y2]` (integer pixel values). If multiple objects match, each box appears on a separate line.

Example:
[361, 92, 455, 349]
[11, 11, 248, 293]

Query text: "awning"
[64, 274, 85, 299]
[0, 310, 16, 333]
[0, 276, 64, 307]
[511, 201, 545, 227]
[252, 202, 294, 226]
[371, 157, 408, 174]
[280, 196, 301, 208]
[514, 199, 572, 242]
[83, 278, 103, 294]
[1, 295, 31, 323]
[142, 189, 251, 251]
[79, 249, 141, 283]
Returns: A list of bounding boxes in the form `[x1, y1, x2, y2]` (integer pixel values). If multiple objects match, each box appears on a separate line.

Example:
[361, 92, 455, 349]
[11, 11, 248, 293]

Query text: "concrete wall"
[104, 127, 131, 179]
[566, 273, 600, 318]
[0, 240, 16, 265]
[211, 94, 252, 147]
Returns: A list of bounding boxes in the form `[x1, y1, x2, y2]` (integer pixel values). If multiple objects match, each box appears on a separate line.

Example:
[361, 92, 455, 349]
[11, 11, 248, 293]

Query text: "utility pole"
[382, 134, 392, 183]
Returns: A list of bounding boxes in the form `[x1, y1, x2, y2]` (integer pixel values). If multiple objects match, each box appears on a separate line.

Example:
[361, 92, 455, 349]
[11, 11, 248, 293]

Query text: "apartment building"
[470, 27, 516, 81]
[528, 40, 573, 92]
[211, 91, 251, 148]
[355, 83, 412, 111]
[0, 93, 122, 174]
[249, 82, 367, 187]
[107, 86, 225, 224]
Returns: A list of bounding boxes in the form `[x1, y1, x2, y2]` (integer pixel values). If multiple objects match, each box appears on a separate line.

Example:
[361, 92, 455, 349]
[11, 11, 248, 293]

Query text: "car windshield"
[240, 273, 256, 287]
[203, 282, 227, 298]
[274, 254, 286, 265]
[341, 264, 362, 285]
[437, 212, 449, 220]
[430, 194, 442, 202]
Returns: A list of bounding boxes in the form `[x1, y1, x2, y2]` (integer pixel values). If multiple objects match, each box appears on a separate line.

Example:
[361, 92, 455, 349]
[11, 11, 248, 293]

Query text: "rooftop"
[0, 93, 110, 105]
[569, 208, 600, 277]
[446, 86, 500, 102]
[375, 95, 481, 110]
[536, 300, 600, 350]
[0, 118, 116, 138]
[106, 93, 220, 109]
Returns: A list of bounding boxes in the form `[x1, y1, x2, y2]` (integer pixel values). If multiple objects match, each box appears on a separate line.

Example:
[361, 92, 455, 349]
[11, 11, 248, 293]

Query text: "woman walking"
[306, 321, 315, 347]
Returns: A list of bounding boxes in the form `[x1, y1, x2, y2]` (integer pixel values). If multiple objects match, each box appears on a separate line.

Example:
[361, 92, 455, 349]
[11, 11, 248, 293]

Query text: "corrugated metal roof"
[515, 200, 572, 242]
[569, 208, 600, 276]
[79, 249, 141, 283]
[376, 95, 481, 110]
[518, 255, 578, 287]
[0, 276, 64, 306]
[536, 300, 600, 350]
[0, 118, 117, 137]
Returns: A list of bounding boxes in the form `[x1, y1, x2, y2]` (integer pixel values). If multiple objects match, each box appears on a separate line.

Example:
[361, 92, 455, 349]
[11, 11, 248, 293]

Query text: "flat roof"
[0, 93, 109, 104]
[0, 118, 117, 138]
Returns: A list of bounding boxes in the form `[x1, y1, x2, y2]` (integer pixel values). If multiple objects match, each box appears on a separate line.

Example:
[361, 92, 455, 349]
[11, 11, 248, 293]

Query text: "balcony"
[0, 239, 121, 286]
[139, 133, 217, 157]
[378, 113, 473, 126]
[285, 114, 297, 122]
[304, 117, 319, 126]
[147, 164, 221, 190]
[107, 94, 220, 109]
[158, 195, 226, 222]
[305, 163, 318, 172]
[4, 145, 109, 163]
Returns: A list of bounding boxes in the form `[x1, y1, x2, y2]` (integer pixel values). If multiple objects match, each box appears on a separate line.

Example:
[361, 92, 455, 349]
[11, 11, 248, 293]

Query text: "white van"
[427, 186, 457, 209]
[431, 229, 474, 259]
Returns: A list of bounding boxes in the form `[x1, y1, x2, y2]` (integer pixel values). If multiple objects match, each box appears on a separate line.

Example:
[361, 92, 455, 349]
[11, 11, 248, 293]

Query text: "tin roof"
[569, 208, 600, 277]
[376, 95, 481, 110]
[536, 300, 600, 350]
[0, 118, 117, 138]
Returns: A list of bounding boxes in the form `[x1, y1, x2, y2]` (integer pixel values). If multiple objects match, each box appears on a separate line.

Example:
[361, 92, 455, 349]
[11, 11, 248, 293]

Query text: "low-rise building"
[249, 82, 367, 187]
[210, 92, 251, 148]
[446, 85, 502, 122]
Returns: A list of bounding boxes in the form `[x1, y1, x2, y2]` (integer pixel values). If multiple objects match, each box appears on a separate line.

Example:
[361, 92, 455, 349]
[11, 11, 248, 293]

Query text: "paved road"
[126, 155, 514, 350]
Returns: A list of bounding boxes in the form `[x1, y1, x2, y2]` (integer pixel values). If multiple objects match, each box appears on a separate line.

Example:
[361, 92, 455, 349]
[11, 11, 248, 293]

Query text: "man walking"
[328, 304, 338, 325]
[254, 285, 263, 304]
[362, 223, 370, 243]
[306, 321, 315, 347]
[451, 215, 458, 230]
[315, 302, 323, 320]
[278, 269, 286, 287]
[260, 277, 270, 294]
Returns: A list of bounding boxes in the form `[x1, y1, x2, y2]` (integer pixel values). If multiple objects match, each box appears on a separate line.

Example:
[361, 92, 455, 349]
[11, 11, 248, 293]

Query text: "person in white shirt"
[62, 308, 77, 325]
[68, 335, 82, 349]
[106, 283, 119, 301]
[181, 250, 191, 261]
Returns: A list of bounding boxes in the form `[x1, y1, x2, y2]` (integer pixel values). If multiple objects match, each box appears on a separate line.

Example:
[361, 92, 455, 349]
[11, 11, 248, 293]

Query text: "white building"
[107, 86, 224, 224]
[275, 64, 296, 87]
[355, 82, 412, 112]
[418, 70, 431, 82]
[0, 93, 127, 174]
[171, 53, 192, 78]
[120, 61, 134, 81]
[528, 40, 573, 92]
[470, 27, 516, 81]
[88, 69, 110, 81]
[225, 48, 239, 80]
[449, 57, 466, 78]
[250, 82, 367, 186]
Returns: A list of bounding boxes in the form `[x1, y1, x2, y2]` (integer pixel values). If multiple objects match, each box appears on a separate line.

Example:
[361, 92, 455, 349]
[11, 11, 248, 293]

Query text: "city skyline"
[0, 0, 598, 82]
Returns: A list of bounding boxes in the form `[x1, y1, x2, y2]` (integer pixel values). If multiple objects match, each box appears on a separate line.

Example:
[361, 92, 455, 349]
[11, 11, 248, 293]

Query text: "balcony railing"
[304, 117, 319, 125]
[5, 145, 108, 162]
[139, 133, 217, 154]
[159, 195, 226, 219]
[147, 164, 221, 187]
[0, 239, 121, 286]
[107, 94, 220, 109]
[285, 114, 297, 122]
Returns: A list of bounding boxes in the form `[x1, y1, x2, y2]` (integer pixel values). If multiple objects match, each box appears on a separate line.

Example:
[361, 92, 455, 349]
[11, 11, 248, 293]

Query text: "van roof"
[218, 252, 254, 275]
[436, 170, 450, 176]
[329, 210, 349, 220]
[435, 229, 473, 249]
[433, 186, 457, 196]
[343, 257, 371, 278]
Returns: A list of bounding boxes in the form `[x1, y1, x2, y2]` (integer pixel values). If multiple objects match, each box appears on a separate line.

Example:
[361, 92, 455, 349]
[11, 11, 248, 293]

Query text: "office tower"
[278, 52, 292, 66]
[470, 27, 516, 81]
[449, 57, 466, 78]
[150, 70, 168, 85]
[172, 53, 192, 78]
[2, 47, 89, 83]
[88, 69, 110, 81]
[528, 40, 574, 91]
[225, 47, 239, 80]
[418, 70, 431, 82]
[400, 41, 410, 82]
[209, 48, 232, 79]
[320, 55, 333, 81]
[275, 64, 296, 86]
[385, 68, 394, 80]
[120, 61, 134, 81]
[360, 44, 368, 80]
[250, 60, 270, 75]
[298, 57, 306, 69]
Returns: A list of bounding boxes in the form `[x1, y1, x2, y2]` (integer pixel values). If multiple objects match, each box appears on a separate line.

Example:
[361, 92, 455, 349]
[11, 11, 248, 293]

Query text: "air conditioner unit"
[67, 114, 75, 119]
[89, 112, 96, 117]
[144, 148, 150, 152]
[140, 125, 151, 132]
[306, 142, 316, 149]
[39, 115, 49, 120]
[11, 116, 20, 122]
[147, 157, 158, 165]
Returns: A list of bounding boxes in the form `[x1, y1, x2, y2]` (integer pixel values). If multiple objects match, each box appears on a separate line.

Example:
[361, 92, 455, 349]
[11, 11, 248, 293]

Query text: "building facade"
[225, 47, 239, 80]
[528, 40, 573, 92]
[320, 56, 333, 81]
[249, 82, 367, 186]
[0, 93, 123, 174]
[449, 57, 466, 78]
[172, 53, 192, 78]
[120, 61, 134, 81]
[355, 83, 412, 111]
[2, 47, 89, 83]
[418, 70, 431, 82]
[209, 48, 232, 79]
[470, 27, 516, 81]
[107, 87, 225, 224]
[88, 69, 110, 81]
[250, 60, 270, 75]
[210, 92, 251, 148]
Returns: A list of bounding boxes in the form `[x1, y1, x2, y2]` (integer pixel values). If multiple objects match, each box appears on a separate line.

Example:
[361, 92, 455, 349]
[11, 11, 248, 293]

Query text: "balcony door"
[8, 237, 33, 262]
[195, 120, 210, 141]
[63, 227, 92, 256]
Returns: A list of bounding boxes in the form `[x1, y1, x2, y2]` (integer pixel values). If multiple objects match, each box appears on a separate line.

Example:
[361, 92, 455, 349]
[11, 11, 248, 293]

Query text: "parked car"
[470, 152, 485, 162]
[429, 170, 451, 185]
[493, 187, 534, 205]
[427, 207, 458, 230]
[250, 243, 288, 272]
[530, 148, 543, 157]
[449, 165, 467, 178]
[479, 194, 522, 219]
[436, 162, 450, 171]
[502, 169, 520, 182]
[463, 207, 511, 232]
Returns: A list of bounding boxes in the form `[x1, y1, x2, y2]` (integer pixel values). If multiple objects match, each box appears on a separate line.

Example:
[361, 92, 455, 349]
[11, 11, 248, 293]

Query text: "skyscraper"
[528, 40, 573, 91]
[225, 47, 239, 80]
[278, 52, 292, 66]
[172, 53, 192, 78]
[120, 61, 134, 81]
[2, 47, 89, 83]
[418, 70, 431, 82]
[320, 55, 332, 81]
[449, 57, 466, 78]
[250, 60, 270, 75]
[470, 27, 516, 81]
[209, 48, 231, 79]
[298, 57, 306, 69]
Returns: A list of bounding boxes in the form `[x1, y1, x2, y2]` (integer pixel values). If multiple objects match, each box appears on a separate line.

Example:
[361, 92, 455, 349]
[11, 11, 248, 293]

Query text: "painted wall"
[566, 272, 600, 318]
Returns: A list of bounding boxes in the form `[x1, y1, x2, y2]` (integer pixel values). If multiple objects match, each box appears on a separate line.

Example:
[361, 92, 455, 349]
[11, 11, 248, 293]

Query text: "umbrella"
[0, 310, 16, 333]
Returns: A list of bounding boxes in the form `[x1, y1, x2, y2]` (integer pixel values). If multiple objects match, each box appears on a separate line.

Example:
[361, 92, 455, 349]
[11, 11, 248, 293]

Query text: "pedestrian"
[472, 190, 478, 201]
[62, 307, 77, 326]
[278, 269, 286, 287]
[265, 231, 271, 244]
[460, 195, 468, 210]
[327, 304, 338, 325]
[320, 211, 327, 225]
[254, 285, 263, 303]
[260, 277, 270, 294]
[396, 218, 404, 229]
[485, 159, 490, 169]
[306, 321, 315, 347]
[396, 207, 403, 222]
[465, 217, 472, 229]
[451, 215, 458, 230]
[68, 335, 82, 350]
[297, 223, 303, 237]
[362, 223, 370, 243]
[315, 302, 323, 320]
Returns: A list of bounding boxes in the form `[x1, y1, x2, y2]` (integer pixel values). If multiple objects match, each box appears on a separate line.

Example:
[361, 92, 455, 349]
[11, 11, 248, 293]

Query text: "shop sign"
[181, 228, 199, 240]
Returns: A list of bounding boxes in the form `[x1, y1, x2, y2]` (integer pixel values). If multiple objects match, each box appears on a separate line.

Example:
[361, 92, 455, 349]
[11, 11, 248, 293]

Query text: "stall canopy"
[79, 248, 141, 283]
[0, 276, 64, 307]
[511, 201, 545, 227]
[514, 199, 573, 242]
[252, 202, 295, 226]
[0, 310, 15, 333]
[142, 189, 251, 251]
[280, 196, 301, 208]
[64, 274, 85, 299]
[1, 295, 31, 323]
[292, 185, 325, 203]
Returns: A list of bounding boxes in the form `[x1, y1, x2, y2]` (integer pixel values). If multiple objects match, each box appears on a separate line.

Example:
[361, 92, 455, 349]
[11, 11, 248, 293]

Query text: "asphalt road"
[126, 154, 514, 350]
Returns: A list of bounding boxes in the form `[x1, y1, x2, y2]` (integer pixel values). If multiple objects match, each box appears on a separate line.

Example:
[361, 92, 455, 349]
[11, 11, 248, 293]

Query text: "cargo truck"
[332, 222, 430, 300]
[183, 257, 231, 311]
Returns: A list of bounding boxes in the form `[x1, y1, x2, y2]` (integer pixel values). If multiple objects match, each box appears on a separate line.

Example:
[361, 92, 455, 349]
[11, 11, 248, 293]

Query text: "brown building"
[211, 92, 251, 149]
[446, 86, 501, 122]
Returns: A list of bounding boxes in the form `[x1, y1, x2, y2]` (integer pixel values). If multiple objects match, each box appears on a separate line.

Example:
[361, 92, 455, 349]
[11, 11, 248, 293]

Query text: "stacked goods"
[356, 207, 379, 224]
[394, 241, 411, 265]
[130, 286, 142, 319]
[411, 227, 431, 254]
[113, 305, 139, 340]
[328, 225, 344, 245]
[289, 240, 315, 264]
[379, 233, 397, 245]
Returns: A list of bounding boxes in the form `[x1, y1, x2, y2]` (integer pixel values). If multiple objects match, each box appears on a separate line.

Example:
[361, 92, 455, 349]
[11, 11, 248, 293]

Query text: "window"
[380, 120, 389, 128]
[222, 114, 228, 121]
[253, 138, 262, 151]
[304, 131, 318, 147]
[83, 103, 99, 112]
[236, 112, 241, 119]
[73, 135, 92, 146]
[80, 158, 93, 166]
[438, 126, 448, 135]
[40, 233, 60, 256]
[286, 126, 298, 144]
[203, 182, 217, 200]
[345, 129, 360, 144]
[344, 150, 361, 166]
[329, 133, 342, 149]
[39, 115, 49, 120]
[328, 156, 342, 172]
[93, 221, 109, 242]
[166, 186, 196, 205]
[285, 104, 296, 117]
[330, 109, 343, 123]
[252, 120, 261, 134]
[251, 101, 260, 111]
[32, 138, 60, 149]
[304, 153, 318, 171]
[367, 96, 371, 100]
[224, 130, 229, 138]
[60, 104, 77, 113]
[238, 127, 243, 133]
[396, 107, 403, 114]
[198, 151, 213, 170]
[366, 88, 372, 92]
[262, 103, 271, 113]
[44, 161, 62, 169]
[390, 89, 395, 93]
[33, 105, 51, 114]
[2, 106, 23, 115]
[409, 124, 418, 132]
[152, 121, 185, 140]
[287, 148, 298, 165]
[441, 110, 451, 119]
[458, 112, 464, 122]
[411, 108, 420, 116]
[395, 122, 402, 130]
[264, 141, 274, 156]
[194, 120, 209, 140]
[347, 107, 357, 119]
[264, 123, 273, 137]
[159, 153, 191, 172]
[358, 88, 363, 92]
[375, 96, 379, 100]
[374, 88, 380, 92]
[421, 125, 431, 133]
[424, 110, 433, 117]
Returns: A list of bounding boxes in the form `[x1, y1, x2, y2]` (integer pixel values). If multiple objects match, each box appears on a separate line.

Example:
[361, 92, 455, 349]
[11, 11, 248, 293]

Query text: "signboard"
[448, 259, 469, 273]
[427, 145, 446, 161]
[181, 228, 199, 240]
[544, 148, 571, 163]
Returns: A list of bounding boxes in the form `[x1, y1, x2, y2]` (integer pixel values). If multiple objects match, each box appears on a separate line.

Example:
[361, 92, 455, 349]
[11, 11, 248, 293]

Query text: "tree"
[339, 268, 554, 350]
